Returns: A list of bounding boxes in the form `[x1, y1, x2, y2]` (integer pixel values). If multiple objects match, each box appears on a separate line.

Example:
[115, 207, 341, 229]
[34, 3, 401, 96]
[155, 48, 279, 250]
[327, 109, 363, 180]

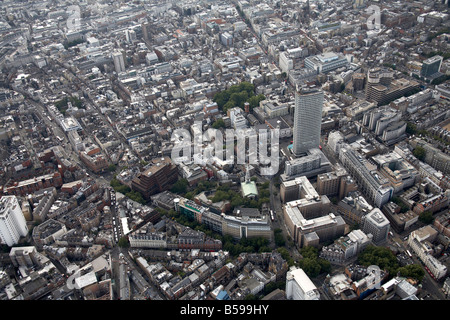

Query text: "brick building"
[131, 157, 178, 200]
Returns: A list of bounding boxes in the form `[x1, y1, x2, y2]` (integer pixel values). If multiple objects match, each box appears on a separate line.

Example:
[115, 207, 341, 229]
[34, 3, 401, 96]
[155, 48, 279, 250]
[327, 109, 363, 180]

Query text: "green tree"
[126, 190, 145, 204]
[260, 181, 270, 189]
[300, 246, 319, 259]
[223, 100, 236, 112]
[277, 247, 295, 266]
[217, 185, 230, 192]
[417, 129, 429, 137]
[118, 236, 130, 248]
[257, 197, 270, 207]
[392, 196, 409, 213]
[171, 178, 188, 194]
[318, 258, 331, 275]
[230, 91, 249, 108]
[184, 191, 195, 200]
[298, 258, 321, 278]
[330, 196, 338, 205]
[413, 146, 426, 161]
[212, 118, 225, 129]
[213, 91, 230, 109]
[212, 190, 229, 202]
[397, 264, 425, 282]
[238, 81, 255, 95]
[296, 246, 331, 278]
[419, 211, 434, 224]
[406, 122, 417, 135]
[247, 94, 266, 110]
[274, 229, 286, 247]
[357, 245, 399, 276]
[110, 178, 131, 194]
[212, 81, 257, 113]
[263, 281, 286, 295]
[230, 196, 244, 208]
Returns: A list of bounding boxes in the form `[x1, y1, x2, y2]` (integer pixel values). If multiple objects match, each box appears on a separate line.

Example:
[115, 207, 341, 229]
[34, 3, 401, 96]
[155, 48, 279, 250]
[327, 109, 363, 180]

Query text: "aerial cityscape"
[0, 0, 450, 303]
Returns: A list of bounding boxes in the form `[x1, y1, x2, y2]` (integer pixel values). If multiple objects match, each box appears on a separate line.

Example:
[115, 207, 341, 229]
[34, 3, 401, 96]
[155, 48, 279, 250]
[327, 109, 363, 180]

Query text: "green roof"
[241, 181, 258, 197]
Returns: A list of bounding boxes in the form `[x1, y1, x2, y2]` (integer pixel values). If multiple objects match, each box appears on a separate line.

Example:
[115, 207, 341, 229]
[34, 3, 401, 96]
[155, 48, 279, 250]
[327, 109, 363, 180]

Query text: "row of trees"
[407, 122, 449, 149]
[223, 235, 272, 256]
[63, 38, 85, 49]
[274, 228, 285, 247]
[213, 81, 266, 113]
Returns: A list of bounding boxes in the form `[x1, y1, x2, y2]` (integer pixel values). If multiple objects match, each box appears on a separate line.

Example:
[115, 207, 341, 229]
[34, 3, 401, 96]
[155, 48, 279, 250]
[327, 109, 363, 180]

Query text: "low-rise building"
[408, 226, 447, 280]
[320, 229, 372, 266]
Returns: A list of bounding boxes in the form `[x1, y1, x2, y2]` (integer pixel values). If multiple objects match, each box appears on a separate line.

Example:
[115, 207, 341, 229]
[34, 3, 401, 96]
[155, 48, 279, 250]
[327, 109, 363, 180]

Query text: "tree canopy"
[358, 245, 399, 275]
[212, 118, 225, 129]
[171, 178, 189, 194]
[118, 236, 130, 248]
[110, 177, 145, 204]
[296, 246, 331, 278]
[357, 245, 425, 282]
[413, 146, 426, 161]
[397, 264, 425, 282]
[419, 211, 434, 224]
[213, 81, 265, 113]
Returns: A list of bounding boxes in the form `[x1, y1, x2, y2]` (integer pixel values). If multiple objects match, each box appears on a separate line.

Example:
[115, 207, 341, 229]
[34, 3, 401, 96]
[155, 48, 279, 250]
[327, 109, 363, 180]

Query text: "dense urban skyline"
[0, 0, 449, 305]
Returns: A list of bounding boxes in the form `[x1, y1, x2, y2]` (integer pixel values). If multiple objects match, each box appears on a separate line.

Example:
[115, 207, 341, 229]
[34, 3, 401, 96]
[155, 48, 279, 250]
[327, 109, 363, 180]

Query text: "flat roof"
[75, 271, 97, 289]
[289, 267, 317, 293]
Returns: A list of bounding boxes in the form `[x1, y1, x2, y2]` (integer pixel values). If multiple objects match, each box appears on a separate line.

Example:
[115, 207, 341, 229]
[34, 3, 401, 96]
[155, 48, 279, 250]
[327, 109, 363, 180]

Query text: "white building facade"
[0, 196, 29, 246]
[286, 267, 320, 300]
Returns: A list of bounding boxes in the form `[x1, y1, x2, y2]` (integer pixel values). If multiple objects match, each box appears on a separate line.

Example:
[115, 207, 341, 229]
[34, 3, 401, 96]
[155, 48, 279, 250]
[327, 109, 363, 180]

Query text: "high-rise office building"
[353, 0, 365, 9]
[142, 22, 151, 41]
[420, 55, 443, 78]
[0, 196, 28, 246]
[112, 50, 126, 74]
[125, 29, 136, 44]
[292, 87, 323, 156]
